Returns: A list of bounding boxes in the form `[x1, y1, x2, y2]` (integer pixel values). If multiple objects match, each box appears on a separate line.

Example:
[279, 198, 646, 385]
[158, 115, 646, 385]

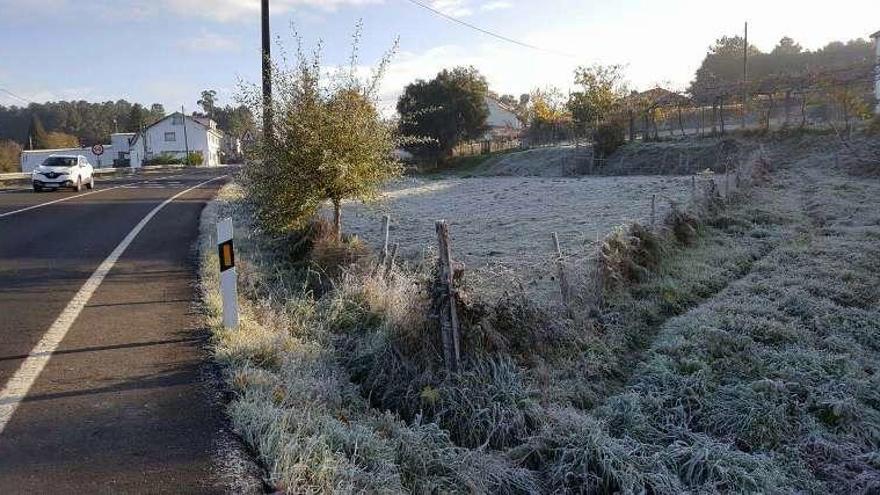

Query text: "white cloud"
[480, 1, 511, 12]
[427, 0, 511, 17]
[179, 31, 241, 52]
[429, 0, 472, 17]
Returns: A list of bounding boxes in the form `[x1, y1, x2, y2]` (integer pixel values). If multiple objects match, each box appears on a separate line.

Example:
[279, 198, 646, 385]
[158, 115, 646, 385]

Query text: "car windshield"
[42, 157, 77, 168]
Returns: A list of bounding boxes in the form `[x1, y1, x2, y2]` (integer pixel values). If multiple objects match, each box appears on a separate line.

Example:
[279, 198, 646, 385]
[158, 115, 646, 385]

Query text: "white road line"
[0, 175, 226, 434]
[0, 173, 183, 219]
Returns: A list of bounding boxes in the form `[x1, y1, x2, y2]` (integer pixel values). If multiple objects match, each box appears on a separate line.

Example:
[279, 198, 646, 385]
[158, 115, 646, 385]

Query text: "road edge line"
[0, 175, 226, 433]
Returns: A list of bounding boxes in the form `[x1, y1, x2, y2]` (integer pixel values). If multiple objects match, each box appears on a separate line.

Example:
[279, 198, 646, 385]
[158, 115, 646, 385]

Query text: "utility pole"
[261, 0, 273, 139]
[182, 106, 190, 163]
[742, 21, 749, 130]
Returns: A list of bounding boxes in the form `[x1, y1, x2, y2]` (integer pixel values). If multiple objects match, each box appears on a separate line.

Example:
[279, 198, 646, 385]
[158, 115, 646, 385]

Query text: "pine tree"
[28, 114, 48, 149]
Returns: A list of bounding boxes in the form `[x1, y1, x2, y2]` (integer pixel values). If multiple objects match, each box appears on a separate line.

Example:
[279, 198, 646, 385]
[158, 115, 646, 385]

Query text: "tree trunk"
[332, 200, 342, 242]
[799, 91, 807, 128]
[783, 90, 791, 126]
[678, 105, 685, 136]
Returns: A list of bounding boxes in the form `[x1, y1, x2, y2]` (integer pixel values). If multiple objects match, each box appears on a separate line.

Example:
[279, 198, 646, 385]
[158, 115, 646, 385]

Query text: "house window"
[172, 115, 184, 125]
[165, 132, 177, 142]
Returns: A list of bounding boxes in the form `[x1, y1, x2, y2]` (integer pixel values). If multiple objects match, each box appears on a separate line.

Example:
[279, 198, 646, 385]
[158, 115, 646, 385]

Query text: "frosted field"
[336, 175, 694, 299]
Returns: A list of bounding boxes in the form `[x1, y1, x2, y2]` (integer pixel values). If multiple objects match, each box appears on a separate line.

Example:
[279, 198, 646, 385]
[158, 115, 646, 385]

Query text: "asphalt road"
[0, 168, 254, 493]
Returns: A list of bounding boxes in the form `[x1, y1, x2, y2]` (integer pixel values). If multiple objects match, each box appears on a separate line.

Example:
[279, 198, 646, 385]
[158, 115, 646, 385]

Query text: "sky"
[0, 0, 878, 113]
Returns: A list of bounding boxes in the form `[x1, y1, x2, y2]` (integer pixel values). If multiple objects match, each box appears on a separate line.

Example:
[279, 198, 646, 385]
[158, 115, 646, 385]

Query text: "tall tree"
[397, 66, 489, 160]
[127, 104, 150, 132]
[198, 90, 218, 119]
[28, 114, 48, 149]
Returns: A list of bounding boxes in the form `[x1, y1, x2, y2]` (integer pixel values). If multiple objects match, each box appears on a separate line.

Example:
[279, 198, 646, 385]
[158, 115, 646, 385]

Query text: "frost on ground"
[465, 138, 751, 178]
[334, 175, 692, 300]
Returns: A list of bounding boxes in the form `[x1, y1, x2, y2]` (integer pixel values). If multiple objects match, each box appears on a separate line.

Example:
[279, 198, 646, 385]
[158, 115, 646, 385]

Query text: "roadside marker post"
[217, 217, 239, 329]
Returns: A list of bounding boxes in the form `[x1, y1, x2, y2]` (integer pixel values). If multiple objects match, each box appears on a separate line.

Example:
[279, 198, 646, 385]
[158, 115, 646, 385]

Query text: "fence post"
[551, 232, 571, 311]
[381, 214, 391, 265]
[595, 233, 604, 310]
[384, 242, 399, 280]
[435, 221, 461, 372]
[651, 194, 656, 229]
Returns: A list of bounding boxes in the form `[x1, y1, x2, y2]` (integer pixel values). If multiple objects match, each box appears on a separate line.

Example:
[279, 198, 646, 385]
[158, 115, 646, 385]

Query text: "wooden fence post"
[381, 214, 391, 264]
[384, 243, 398, 280]
[436, 221, 461, 372]
[551, 232, 571, 311]
[595, 233, 604, 309]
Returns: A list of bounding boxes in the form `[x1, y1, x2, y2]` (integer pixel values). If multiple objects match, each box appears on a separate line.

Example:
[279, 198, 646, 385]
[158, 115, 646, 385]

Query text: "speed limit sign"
[91, 144, 105, 156]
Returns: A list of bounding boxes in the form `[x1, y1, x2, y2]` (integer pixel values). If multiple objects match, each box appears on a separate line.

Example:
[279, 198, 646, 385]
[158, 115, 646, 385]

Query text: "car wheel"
[33, 186, 42, 193]
[74, 177, 82, 192]
[86, 176, 95, 190]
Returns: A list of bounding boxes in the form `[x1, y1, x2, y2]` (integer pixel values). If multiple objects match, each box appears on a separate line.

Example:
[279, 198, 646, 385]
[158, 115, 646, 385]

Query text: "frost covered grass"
[198, 185, 539, 493]
[200, 135, 880, 493]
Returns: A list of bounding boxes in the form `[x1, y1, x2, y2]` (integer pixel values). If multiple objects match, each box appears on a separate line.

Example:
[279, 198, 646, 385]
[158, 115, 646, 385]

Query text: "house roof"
[872, 30, 880, 39]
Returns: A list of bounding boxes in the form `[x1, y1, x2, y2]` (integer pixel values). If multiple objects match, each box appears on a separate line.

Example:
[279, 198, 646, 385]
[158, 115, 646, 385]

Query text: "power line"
[403, 0, 575, 58]
[0, 87, 33, 105]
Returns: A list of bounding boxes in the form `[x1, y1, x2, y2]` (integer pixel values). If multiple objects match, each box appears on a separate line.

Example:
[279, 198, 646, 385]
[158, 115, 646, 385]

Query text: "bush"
[593, 121, 626, 159]
[186, 151, 203, 166]
[0, 140, 22, 173]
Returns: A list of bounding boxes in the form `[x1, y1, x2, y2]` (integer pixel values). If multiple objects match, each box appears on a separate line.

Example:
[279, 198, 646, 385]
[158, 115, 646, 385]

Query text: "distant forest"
[690, 37, 874, 98]
[0, 90, 254, 149]
[0, 100, 167, 148]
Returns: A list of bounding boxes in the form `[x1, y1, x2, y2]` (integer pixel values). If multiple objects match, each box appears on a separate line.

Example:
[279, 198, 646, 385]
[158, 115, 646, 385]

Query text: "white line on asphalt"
[0, 175, 226, 434]
[0, 174, 183, 219]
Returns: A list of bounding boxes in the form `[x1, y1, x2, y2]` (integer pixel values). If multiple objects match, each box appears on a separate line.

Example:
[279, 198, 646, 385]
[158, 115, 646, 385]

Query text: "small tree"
[397, 66, 489, 161]
[242, 28, 402, 238]
[567, 64, 628, 133]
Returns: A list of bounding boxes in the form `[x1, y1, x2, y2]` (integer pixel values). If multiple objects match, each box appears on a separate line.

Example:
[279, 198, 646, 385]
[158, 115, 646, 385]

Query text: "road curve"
[0, 168, 252, 493]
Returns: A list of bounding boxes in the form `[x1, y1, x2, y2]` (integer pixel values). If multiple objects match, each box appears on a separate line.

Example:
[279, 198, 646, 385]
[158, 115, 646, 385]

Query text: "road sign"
[217, 218, 239, 329]
[91, 144, 104, 156]
[241, 130, 254, 145]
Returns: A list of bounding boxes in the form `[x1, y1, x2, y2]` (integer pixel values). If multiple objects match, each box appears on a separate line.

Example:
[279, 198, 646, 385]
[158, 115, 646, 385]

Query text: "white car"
[32, 155, 95, 192]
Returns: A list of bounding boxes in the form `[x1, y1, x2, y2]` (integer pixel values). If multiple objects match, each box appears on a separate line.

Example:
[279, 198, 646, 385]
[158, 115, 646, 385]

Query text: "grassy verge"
[199, 135, 880, 493]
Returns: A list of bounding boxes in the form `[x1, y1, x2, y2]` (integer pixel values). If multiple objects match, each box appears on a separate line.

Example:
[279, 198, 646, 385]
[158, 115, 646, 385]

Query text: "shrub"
[186, 151, 203, 166]
[592, 121, 626, 159]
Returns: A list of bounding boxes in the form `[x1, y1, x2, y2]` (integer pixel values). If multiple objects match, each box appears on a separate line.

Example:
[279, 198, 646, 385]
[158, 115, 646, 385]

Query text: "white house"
[129, 112, 223, 167]
[872, 30, 880, 114]
[484, 97, 523, 139]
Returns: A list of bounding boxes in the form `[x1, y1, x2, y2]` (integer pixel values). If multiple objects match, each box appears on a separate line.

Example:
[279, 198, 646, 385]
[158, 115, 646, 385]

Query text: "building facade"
[129, 113, 223, 167]
[485, 97, 523, 139]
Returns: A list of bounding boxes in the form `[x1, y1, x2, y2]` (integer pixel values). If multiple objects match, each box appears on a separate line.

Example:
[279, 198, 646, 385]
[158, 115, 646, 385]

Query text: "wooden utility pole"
[261, 0, 273, 138]
[181, 106, 190, 162]
[742, 22, 749, 130]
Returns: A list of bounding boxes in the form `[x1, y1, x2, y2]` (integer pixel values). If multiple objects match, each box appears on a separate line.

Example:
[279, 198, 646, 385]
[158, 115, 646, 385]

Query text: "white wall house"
[873, 30, 880, 114]
[484, 97, 523, 139]
[129, 112, 223, 167]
